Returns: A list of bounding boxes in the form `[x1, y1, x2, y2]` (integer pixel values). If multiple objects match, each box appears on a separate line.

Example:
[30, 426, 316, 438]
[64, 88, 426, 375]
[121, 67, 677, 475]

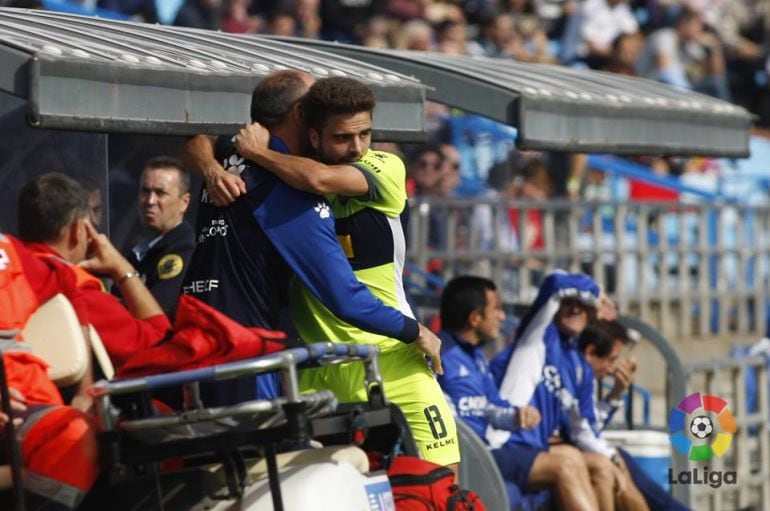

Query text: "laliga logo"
[668, 392, 736, 461]
[667, 392, 737, 488]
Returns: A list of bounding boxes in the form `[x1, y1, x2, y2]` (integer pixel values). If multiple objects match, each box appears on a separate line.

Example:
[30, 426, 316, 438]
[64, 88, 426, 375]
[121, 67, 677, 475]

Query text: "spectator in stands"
[0, 234, 100, 510]
[489, 271, 618, 509]
[399, 19, 435, 51]
[636, 8, 731, 100]
[474, 7, 555, 63]
[116, 157, 194, 319]
[320, 0, 384, 43]
[17, 173, 171, 371]
[180, 71, 444, 424]
[514, 158, 550, 252]
[472, 159, 519, 254]
[435, 18, 472, 55]
[409, 145, 444, 197]
[578, 321, 689, 511]
[437, 276, 554, 510]
[219, 0, 261, 33]
[473, 12, 521, 58]
[437, 143, 461, 198]
[515, 12, 558, 63]
[408, 144, 450, 250]
[97, 0, 157, 22]
[296, 0, 321, 39]
[174, 0, 222, 30]
[604, 32, 644, 76]
[712, 0, 770, 118]
[574, 0, 639, 68]
[386, 0, 427, 22]
[265, 10, 297, 36]
[527, 0, 577, 41]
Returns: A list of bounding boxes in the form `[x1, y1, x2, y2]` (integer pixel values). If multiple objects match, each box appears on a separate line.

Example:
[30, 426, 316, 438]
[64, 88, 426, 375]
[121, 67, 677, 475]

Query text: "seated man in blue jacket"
[488, 271, 618, 510]
[437, 275, 596, 510]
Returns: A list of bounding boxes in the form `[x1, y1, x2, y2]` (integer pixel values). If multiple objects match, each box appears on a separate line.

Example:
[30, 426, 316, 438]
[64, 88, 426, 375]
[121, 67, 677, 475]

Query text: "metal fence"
[407, 197, 770, 341]
[686, 356, 770, 510]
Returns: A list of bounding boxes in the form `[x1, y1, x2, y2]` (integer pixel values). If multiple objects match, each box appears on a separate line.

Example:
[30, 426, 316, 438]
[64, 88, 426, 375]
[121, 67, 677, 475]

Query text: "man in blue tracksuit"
[438, 275, 585, 510]
[181, 70, 441, 405]
[488, 271, 609, 509]
[578, 321, 690, 511]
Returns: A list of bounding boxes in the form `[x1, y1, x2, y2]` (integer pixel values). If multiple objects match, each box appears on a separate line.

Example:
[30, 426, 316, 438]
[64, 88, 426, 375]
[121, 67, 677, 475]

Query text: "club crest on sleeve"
[157, 253, 184, 280]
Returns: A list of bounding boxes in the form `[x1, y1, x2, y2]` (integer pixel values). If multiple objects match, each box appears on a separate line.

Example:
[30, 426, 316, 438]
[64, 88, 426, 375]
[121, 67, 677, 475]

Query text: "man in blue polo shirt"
[181, 70, 441, 404]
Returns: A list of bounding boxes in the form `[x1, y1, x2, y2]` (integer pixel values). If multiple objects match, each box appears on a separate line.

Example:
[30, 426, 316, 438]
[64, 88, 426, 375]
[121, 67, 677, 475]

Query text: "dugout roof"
[279, 39, 753, 157]
[0, 8, 426, 141]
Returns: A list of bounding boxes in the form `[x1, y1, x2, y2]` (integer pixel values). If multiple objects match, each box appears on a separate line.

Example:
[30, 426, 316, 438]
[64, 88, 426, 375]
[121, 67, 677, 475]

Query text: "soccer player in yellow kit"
[233, 77, 460, 468]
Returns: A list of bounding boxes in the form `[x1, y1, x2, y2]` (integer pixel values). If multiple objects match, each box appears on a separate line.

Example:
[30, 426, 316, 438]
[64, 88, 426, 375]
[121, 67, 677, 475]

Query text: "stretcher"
[86, 341, 416, 511]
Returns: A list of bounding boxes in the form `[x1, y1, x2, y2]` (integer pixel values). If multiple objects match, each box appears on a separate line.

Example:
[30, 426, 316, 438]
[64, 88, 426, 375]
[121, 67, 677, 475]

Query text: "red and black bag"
[387, 456, 486, 511]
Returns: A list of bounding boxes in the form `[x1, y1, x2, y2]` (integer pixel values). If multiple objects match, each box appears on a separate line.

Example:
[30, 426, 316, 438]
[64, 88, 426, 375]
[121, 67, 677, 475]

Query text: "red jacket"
[0, 234, 99, 507]
[26, 243, 171, 368]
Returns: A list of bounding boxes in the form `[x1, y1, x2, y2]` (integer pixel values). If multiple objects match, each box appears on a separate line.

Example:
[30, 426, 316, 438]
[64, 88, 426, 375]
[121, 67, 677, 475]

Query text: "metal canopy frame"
[278, 38, 753, 157]
[0, 8, 427, 141]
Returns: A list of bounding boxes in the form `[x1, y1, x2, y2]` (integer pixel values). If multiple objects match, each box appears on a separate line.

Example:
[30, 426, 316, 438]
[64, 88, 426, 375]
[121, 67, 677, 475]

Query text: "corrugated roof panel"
[279, 39, 752, 157]
[0, 8, 427, 140]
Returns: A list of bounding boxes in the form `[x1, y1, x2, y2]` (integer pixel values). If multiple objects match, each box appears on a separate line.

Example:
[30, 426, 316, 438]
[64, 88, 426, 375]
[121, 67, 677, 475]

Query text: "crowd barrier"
[407, 197, 770, 341]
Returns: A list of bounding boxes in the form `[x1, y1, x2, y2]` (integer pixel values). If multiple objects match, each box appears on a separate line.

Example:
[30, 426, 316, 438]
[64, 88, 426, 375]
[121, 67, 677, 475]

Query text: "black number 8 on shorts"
[423, 405, 448, 440]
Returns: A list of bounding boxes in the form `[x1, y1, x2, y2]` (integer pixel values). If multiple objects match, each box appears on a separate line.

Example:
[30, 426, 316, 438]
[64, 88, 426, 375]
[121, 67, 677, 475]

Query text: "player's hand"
[415, 323, 443, 375]
[79, 220, 133, 280]
[204, 164, 245, 207]
[516, 406, 541, 429]
[597, 292, 617, 321]
[234, 122, 271, 162]
[0, 388, 26, 428]
[609, 357, 636, 400]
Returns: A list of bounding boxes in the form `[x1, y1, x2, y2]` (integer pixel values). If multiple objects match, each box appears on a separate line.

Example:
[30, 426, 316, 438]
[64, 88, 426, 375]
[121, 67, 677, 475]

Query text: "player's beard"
[317, 140, 360, 165]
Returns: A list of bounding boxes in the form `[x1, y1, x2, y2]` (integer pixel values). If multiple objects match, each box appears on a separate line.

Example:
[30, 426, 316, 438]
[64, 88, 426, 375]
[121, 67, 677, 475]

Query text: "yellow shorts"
[299, 344, 461, 467]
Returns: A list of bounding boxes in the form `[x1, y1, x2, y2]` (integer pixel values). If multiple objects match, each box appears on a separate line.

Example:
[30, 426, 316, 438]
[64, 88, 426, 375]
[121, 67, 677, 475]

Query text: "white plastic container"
[238, 461, 393, 510]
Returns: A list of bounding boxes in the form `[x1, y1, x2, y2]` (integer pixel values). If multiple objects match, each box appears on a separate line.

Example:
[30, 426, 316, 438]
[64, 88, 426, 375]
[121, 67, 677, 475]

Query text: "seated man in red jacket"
[0, 232, 99, 510]
[17, 172, 171, 370]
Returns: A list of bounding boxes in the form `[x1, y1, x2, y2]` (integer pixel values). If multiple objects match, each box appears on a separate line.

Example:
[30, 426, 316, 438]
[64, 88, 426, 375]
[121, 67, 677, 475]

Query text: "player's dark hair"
[18, 172, 89, 243]
[302, 77, 377, 132]
[440, 276, 497, 330]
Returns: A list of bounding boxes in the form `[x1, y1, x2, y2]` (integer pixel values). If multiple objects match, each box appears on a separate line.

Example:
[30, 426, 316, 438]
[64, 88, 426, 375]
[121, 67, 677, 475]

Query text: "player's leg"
[528, 444, 599, 510]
